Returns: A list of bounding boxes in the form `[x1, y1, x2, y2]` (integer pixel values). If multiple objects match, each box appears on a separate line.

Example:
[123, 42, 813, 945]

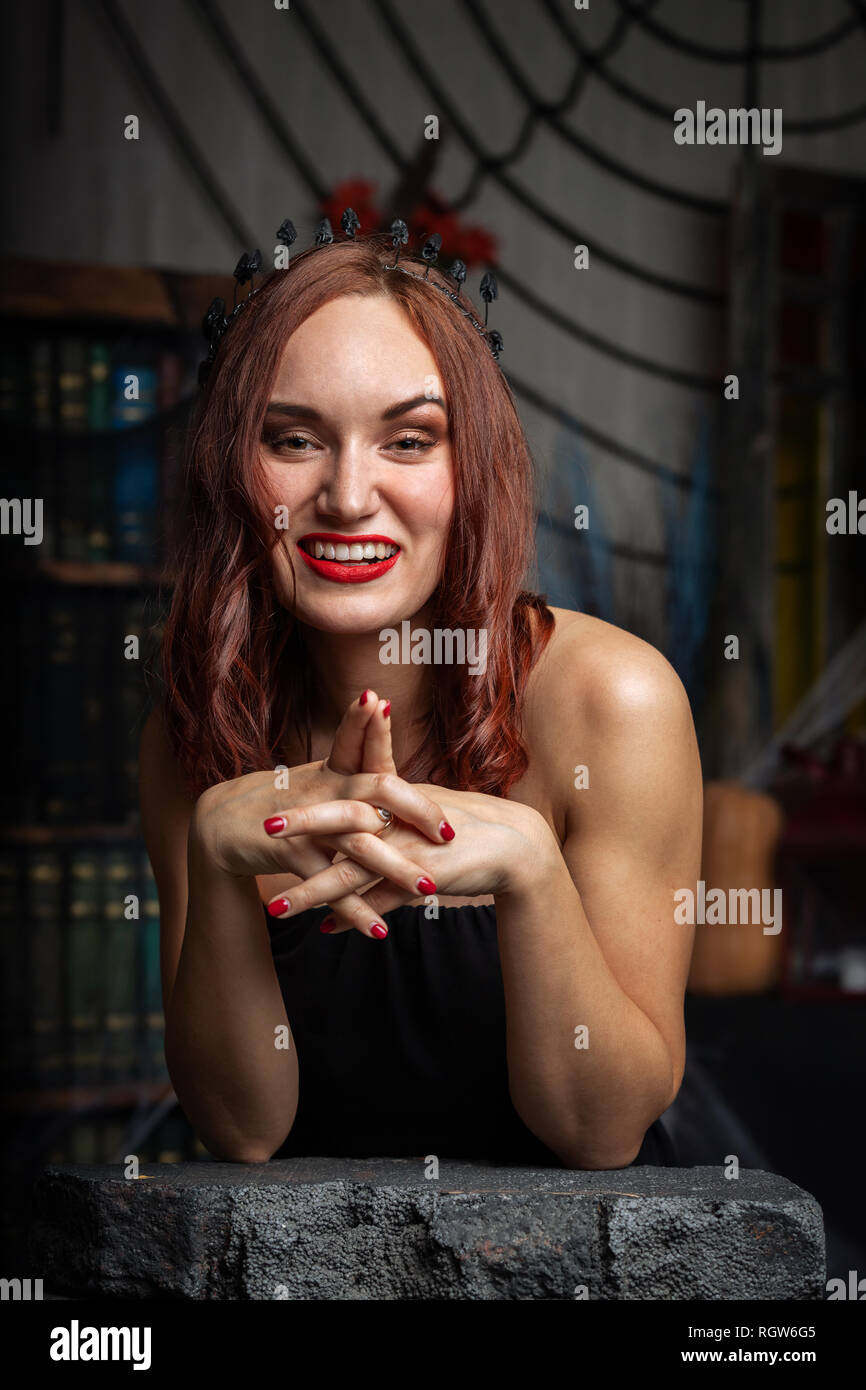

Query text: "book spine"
[42, 594, 83, 824]
[112, 353, 158, 565]
[27, 849, 64, 1091]
[140, 851, 165, 1081]
[119, 595, 147, 822]
[157, 350, 186, 568]
[29, 337, 57, 557]
[79, 589, 107, 823]
[67, 846, 103, 1087]
[102, 848, 138, 1084]
[86, 340, 113, 562]
[57, 338, 90, 563]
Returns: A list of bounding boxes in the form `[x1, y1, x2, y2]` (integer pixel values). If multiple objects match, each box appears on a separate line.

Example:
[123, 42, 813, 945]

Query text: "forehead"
[271, 294, 443, 401]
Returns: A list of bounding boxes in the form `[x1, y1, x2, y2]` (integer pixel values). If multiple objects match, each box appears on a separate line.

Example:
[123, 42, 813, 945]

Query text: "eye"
[264, 432, 316, 455]
[388, 433, 435, 453]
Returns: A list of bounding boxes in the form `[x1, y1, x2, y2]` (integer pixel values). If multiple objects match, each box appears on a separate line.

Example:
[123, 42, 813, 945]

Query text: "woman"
[140, 231, 702, 1169]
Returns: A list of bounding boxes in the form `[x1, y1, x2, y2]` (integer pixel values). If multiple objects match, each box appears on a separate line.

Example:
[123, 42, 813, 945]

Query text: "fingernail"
[320, 916, 336, 933]
[264, 816, 286, 835]
[267, 897, 292, 917]
[381, 700, 391, 718]
[439, 821, 455, 841]
[416, 876, 436, 895]
[370, 922, 388, 939]
[359, 689, 370, 706]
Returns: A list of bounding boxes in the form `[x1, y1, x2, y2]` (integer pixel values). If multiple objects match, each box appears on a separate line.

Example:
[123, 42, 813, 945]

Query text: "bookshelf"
[0, 256, 222, 1164]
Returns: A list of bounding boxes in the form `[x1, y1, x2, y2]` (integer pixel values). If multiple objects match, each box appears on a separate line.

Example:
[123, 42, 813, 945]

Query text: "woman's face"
[260, 294, 454, 634]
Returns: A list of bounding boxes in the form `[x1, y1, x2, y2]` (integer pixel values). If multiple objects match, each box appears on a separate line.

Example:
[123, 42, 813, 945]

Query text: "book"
[28, 336, 57, 556]
[118, 595, 148, 822]
[27, 849, 64, 1090]
[112, 343, 159, 564]
[67, 846, 103, 1087]
[86, 340, 113, 562]
[140, 851, 165, 1080]
[41, 596, 83, 824]
[102, 848, 138, 1083]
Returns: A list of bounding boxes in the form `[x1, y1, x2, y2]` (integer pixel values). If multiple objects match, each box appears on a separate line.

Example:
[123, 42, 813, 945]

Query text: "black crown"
[198, 208, 503, 386]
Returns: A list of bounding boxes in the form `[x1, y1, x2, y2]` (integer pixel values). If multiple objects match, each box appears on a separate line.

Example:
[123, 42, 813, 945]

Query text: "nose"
[316, 438, 380, 522]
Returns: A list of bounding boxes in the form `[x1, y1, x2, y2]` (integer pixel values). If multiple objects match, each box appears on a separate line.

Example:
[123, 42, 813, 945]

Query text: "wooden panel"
[0, 257, 229, 331]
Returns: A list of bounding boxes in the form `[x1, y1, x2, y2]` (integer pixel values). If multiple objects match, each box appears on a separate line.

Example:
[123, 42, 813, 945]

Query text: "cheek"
[259, 461, 303, 507]
[402, 462, 455, 535]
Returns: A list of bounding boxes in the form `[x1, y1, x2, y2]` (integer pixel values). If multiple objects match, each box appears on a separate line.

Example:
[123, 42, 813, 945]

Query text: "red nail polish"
[359, 689, 369, 706]
[439, 821, 455, 841]
[264, 816, 286, 835]
[417, 877, 436, 895]
[370, 922, 388, 938]
[381, 700, 391, 718]
[320, 916, 336, 933]
[267, 897, 291, 917]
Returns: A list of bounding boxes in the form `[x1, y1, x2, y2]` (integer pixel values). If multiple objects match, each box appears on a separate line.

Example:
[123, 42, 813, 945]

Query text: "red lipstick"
[296, 533, 401, 585]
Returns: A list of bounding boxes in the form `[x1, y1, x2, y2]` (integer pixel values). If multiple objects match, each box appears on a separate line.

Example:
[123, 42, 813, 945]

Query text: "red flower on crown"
[319, 178, 384, 233]
[318, 178, 498, 269]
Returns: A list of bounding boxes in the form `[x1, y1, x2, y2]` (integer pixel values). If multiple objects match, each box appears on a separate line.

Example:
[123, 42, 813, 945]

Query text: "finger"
[269, 799, 432, 898]
[361, 695, 397, 774]
[327, 830, 437, 900]
[266, 841, 435, 921]
[325, 689, 380, 776]
[263, 836, 387, 938]
[345, 771, 455, 844]
[323, 881, 418, 933]
[263, 798, 395, 842]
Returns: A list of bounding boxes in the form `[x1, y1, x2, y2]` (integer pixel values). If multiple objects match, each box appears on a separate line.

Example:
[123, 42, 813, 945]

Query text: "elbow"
[555, 1141, 644, 1171]
[205, 1140, 282, 1164]
[547, 1119, 654, 1170]
[203, 1118, 295, 1162]
[230, 1148, 277, 1165]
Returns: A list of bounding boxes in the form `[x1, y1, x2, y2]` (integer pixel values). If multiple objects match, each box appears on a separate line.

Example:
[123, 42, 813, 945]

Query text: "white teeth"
[305, 539, 398, 562]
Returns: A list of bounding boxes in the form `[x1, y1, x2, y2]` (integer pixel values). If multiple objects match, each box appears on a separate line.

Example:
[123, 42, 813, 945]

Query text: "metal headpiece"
[198, 208, 503, 385]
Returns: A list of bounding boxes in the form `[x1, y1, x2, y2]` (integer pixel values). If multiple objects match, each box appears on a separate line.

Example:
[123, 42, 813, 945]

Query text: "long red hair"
[161, 235, 553, 798]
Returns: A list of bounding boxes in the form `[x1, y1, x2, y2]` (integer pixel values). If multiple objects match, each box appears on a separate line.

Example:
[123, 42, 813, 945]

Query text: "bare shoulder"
[528, 606, 693, 727]
[520, 606, 700, 835]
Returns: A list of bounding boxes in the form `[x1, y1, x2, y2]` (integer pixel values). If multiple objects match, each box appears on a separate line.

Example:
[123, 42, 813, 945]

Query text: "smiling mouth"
[299, 538, 400, 564]
[295, 534, 402, 585]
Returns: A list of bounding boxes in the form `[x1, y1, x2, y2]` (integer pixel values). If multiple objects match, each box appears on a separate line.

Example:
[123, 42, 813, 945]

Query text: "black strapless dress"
[266, 901, 678, 1167]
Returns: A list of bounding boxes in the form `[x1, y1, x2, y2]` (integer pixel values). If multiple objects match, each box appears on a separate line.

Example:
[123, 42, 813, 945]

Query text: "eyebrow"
[263, 394, 448, 422]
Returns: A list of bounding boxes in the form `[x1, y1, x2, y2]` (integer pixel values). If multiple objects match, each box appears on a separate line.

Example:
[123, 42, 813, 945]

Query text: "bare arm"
[495, 624, 702, 1167]
[139, 695, 452, 1162]
[139, 708, 297, 1162]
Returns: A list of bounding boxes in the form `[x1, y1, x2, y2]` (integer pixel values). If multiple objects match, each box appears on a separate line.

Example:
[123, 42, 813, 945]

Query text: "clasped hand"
[263, 690, 553, 935]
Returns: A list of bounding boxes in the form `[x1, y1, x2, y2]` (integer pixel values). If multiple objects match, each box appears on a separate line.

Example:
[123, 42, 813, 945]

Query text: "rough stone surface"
[28, 1160, 825, 1300]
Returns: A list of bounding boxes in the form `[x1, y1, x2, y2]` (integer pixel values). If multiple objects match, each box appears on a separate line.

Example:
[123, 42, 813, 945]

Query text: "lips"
[296, 532, 401, 585]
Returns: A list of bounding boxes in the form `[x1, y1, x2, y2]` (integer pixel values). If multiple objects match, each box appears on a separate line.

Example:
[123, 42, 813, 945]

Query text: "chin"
[287, 587, 432, 635]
